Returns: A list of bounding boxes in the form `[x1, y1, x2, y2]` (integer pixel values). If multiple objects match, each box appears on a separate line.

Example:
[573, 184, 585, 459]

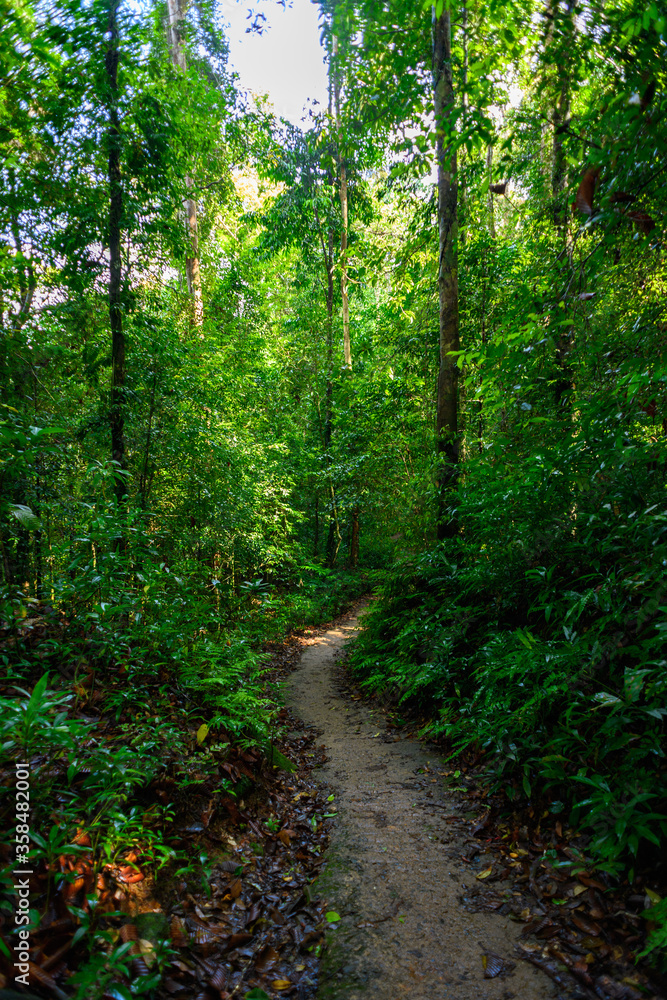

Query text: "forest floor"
[289, 601, 662, 1000]
[1, 598, 661, 999]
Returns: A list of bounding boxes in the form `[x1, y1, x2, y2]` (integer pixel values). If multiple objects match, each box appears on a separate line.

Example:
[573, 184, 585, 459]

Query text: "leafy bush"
[350, 442, 667, 888]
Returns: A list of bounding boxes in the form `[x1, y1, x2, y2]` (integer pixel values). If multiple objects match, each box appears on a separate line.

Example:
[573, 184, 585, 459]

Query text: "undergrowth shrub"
[351, 439, 667, 909]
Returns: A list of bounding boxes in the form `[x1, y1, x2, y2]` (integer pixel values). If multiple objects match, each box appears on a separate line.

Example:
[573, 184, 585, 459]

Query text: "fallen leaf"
[219, 860, 242, 873]
[226, 932, 253, 949]
[572, 913, 602, 936]
[482, 953, 504, 978]
[272, 981, 292, 991]
[578, 875, 607, 891]
[170, 916, 189, 947]
[476, 867, 493, 880]
[255, 946, 279, 973]
[325, 912, 341, 923]
[207, 967, 227, 991]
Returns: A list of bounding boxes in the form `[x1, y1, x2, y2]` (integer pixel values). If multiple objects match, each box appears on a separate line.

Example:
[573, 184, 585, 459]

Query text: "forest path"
[287, 602, 561, 1000]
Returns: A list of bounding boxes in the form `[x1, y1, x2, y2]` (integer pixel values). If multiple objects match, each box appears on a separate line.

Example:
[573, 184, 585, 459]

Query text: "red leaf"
[575, 167, 601, 215]
[626, 210, 656, 234]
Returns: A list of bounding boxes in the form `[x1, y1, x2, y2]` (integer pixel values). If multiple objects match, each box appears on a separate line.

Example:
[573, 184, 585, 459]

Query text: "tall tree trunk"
[433, 5, 460, 540]
[458, 3, 468, 245]
[167, 0, 203, 327]
[486, 143, 496, 238]
[139, 368, 157, 508]
[339, 157, 351, 367]
[332, 35, 351, 367]
[546, 0, 575, 400]
[552, 75, 571, 233]
[324, 223, 341, 568]
[317, 70, 341, 569]
[313, 495, 319, 557]
[349, 505, 359, 567]
[546, 0, 574, 234]
[106, 0, 126, 507]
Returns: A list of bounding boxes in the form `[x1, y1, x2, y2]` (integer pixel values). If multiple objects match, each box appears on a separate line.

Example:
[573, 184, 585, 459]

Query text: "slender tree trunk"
[106, 0, 126, 507]
[167, 0, 203, 327]
[324, 225, 334, 460]
[477, 244, 489, 454]
[458, 3, 468, 245]
[433, 5, 460, 540]
[546, 0, 574, 234]
[315, 70, 341, 569]
[139, 368, 157, 508]
[8, 177, 36, 333]
[349, 505, 359, 567]
[326, 480, 341, 568]
[339, 157, 351, 366]
[552, 76, 571, 234]
[324, 223, 341, 568]
[313, 496, 319, 557]
[546, 0, 575, 401]
[333, 35, 351, 367]
[486, 143, 496, 238]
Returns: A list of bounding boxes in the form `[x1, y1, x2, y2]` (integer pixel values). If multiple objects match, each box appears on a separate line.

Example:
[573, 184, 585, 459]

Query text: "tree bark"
[167, 0, 203, 327]
[433, 5, 460, 540]
[106, 0, 126, 506]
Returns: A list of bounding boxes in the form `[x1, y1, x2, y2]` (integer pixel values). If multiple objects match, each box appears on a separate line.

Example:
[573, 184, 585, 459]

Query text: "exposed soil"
[287, 602, 562, 1000]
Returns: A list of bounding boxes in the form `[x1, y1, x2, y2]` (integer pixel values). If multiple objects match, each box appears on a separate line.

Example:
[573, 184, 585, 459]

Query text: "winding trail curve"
[288, 603, 560, 1000]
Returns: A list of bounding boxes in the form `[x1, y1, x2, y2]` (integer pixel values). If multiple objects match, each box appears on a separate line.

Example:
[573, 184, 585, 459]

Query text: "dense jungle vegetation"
[1, 0, 666, 993]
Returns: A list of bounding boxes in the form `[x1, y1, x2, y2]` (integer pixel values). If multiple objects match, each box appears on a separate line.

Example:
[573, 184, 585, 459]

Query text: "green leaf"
[9, 504, 41, 531]
[325, 911, 341, 923]
[102, 987, 133, 1000]
[269, 748, 296, 773]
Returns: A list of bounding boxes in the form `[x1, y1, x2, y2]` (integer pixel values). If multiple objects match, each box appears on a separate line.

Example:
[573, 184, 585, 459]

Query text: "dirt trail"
[287, 604, 562, 1000]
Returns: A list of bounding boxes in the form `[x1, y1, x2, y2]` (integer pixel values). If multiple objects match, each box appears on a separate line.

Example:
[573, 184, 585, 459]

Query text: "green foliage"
[181, 633, 271, 740]
[1, 0, 666, 978]
[640, 899, 667, 970]
[352, 476, 667, 877]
